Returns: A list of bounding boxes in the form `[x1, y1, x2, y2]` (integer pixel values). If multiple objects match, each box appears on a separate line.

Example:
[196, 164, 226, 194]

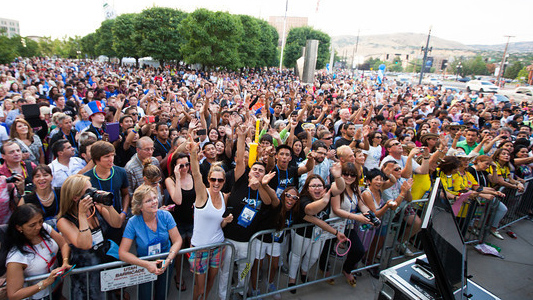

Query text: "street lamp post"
[496, 35, 514, 87]
[456, 62, 462, 81]
[418, 27, 432, 85]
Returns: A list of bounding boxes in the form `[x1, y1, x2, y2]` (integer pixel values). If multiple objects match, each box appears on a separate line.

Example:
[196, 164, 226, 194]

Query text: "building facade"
[0, 18, 20, 38]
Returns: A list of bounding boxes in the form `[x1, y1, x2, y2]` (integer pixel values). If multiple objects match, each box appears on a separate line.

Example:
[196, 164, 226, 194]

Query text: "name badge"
[148, 243, 161, 256]
[237, 205, 257, 228]
[272, 231, 283, 242]
[92, 229, 104, 250]
[275, 187, 285, 198]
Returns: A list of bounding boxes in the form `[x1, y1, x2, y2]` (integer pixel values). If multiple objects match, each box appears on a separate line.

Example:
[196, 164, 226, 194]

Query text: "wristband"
[335, 230, 339, 236]
[38, 281, 44, 291]
[121, 211, 127, 216]
[79, 228, 90, 233]
[131, 129, 137, 134]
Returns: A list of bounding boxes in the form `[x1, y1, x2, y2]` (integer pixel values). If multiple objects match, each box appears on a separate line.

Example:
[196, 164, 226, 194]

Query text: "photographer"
[0, 141, 36, 203]
[56, 174, 123, 299]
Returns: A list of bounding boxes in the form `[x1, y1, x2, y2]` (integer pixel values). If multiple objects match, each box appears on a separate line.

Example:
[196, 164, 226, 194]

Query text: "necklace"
[36, 190, 54, 204]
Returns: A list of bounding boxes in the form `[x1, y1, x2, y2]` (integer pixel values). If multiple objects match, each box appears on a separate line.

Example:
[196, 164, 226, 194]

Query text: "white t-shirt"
[6, 223, 58, 299]
[363, 145, 382, 170]
[380, 155, 421, 174]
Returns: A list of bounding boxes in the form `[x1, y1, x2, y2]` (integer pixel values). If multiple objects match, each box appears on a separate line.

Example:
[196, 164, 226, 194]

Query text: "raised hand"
[262, 171, 276, 185]
[330, 162, 342, 178]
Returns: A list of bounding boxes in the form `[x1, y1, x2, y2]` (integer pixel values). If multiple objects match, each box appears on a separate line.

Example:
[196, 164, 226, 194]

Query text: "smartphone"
[223, 207, 233, 218]
[148, 116, 156, 123]
[156, 261, 162, 269]
[197, 129, 206, 136]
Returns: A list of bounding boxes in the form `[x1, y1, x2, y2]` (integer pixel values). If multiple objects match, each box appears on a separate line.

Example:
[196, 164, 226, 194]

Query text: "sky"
[3, 0, 532, 46]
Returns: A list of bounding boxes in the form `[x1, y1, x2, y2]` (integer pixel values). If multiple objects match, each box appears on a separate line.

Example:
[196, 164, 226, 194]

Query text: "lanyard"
[60, 129, 77, 148]
[36, 190, 59, 220]
[8, 162, 28, 179]
[247, 187, 261, 209]
[93, 167, 114, 193]
[142, 214, 160, 244]
[91, 124, 104, 139]
[276, 165, 289, 188]
[156, 138, 170, 153]
[27, 237, 56, 272]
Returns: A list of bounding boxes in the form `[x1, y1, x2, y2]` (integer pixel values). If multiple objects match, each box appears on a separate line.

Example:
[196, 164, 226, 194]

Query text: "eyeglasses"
[393, 167, 402, 171]
[129, 113, 138, 116]
[374, 136, 382, 139]
[178, 162, 190, 169]
[285, 193, 300, 200]
[342, 172, 357, 178]
[209, 177, 225, 183]
[309, 184, 324, 189]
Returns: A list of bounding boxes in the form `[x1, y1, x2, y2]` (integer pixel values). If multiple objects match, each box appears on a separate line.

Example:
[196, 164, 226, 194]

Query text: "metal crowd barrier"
[24, 182, 532, 300]
[24, 241, 235, 300]
[498, 177, 533, 229]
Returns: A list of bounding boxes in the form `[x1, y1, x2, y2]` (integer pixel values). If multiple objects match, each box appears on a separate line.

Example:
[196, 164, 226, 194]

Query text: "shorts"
[265, 242, 281, 257]
[253, 239, 268, 260]
[188, 246, 224, 274]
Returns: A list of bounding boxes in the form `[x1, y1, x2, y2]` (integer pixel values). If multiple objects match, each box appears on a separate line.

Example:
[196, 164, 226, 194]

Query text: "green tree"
[404, 59, 422, 73]
[135, 7, 187, 66]
[112, 13, 140, 65]
[388, 56, 403, 72]
[37, 37, 54, 57]
[237, 15, 261, 68]
[14, 36, 40, 58]
[504, 61, 523, 79]
[516, 67, 528, 82]
[0, 35, 17, 64]
[80, 33, 98, 58]
[180, 8, 244, 69]
[256, 20, 279, 67]
[466, 56, 488, 76]
[283, 26, 331, 69]
[95, 19, 117, 59]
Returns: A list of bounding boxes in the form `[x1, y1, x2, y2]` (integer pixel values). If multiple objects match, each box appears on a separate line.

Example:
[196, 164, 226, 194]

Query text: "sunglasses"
[393, 167, 401, 171]
[285, 193, 300, 201]
[209, 177, 225, 183]
[178, 162, 190, 169]
[389, 143, 401, 147]
[342, 172, 357, 178]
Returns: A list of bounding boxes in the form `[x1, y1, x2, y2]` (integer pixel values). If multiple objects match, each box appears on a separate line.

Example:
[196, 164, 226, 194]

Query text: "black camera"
[83, 188, 114, 206]
[364, 211, 381, 227]
[5, 172, 20, 184]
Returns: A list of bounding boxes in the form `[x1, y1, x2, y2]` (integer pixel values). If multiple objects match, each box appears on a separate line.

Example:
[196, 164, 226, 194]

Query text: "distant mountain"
[332, 33, 477, 59]
[468, 41, 533, 53]
[332, 33, 473, 51]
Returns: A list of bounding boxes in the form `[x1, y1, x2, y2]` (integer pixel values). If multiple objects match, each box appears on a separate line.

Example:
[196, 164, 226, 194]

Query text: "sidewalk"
[279, 218, 533, 300]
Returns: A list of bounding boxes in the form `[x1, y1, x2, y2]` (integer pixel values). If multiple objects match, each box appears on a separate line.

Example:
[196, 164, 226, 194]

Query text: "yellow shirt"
[440, 171, 478, 217]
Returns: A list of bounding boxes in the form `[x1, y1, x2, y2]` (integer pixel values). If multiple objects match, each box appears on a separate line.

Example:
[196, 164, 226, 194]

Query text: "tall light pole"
[418, 27, 432, 85]
[279, 0, 289, 72]
[496, 35, 514, 86]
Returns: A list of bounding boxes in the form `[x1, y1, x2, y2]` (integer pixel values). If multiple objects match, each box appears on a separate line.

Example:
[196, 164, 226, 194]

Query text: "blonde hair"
[58, 175, 91, 218]
[131, 185, 157, 215]
[142, 158, 161, 181]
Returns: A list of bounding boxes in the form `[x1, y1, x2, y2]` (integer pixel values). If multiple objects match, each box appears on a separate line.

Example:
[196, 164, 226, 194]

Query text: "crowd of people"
[0, 57, 532, 300]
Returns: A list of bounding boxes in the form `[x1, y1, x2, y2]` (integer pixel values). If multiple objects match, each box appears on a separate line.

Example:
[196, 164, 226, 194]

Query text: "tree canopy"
[283, 26, 331, 69]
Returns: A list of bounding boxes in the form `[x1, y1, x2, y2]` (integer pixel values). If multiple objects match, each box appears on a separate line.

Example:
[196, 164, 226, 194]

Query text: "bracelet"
[335, 230, 339, 236]
[37, 281, 44, 291]
[169, 250, 176, 255]
[131, 129, 137, 134]
[423, 156, 430, 159]
[121, 211, 127, 216]
[79, 228, 90, 233]
[63, 257, 69, 261]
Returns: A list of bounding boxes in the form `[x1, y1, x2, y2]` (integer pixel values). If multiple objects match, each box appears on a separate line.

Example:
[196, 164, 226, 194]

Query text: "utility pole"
[496, 35, 514, 86]
[354, 29, 360, 70]
[418, 27, 432, 85]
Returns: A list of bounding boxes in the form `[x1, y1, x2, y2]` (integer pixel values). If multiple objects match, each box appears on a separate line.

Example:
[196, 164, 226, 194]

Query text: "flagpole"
[279, 0, 288, 72]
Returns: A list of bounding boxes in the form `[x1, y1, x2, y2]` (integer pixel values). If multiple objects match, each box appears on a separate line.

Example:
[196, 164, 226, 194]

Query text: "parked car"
[515, 86, 533, 97]
[494, 94, 510, 104]
[457, 76, 471, 82]
[466, 80, 499, 93]
[422, 78, 443, 86]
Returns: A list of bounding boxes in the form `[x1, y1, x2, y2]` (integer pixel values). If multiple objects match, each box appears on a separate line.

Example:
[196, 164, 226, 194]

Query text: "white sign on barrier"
[100, 265, 157, 291]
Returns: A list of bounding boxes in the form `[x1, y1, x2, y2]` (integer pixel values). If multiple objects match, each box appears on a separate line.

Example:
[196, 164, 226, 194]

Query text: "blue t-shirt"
[123, 210, 176, 256]
[84, 166, 129, 213]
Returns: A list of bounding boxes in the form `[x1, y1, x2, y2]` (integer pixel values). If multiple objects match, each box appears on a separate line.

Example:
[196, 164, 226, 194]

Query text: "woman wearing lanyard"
[1, 204, 71, 300]
[328, 162, 373, 287]
[218, 124, 278, 300]
[188, 139, 232, 300]
[288, 174, 347, 293]
[20, 165, 61, 229]
[119, 185, 182, 300]
[57, 174, 123, 300]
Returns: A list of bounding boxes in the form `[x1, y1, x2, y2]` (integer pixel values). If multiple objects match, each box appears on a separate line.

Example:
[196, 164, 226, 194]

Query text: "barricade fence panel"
[24, 184, 531, 300]
[24, 241, 235, 300]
